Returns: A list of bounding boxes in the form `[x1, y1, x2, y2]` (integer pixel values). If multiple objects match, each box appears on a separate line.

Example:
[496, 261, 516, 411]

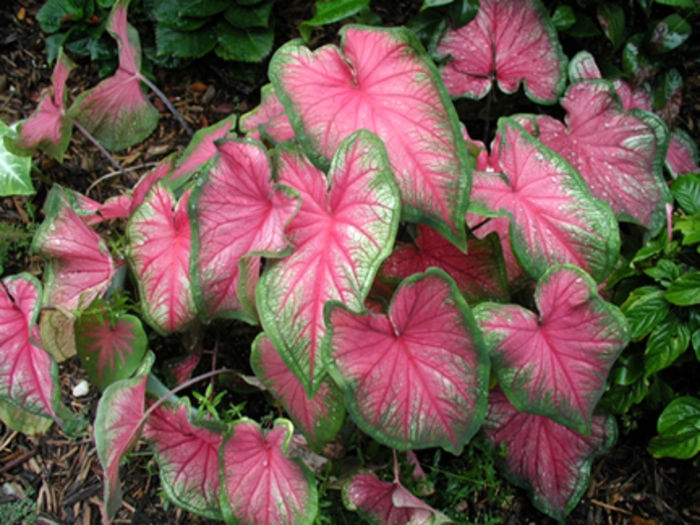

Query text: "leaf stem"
[72, 119, 124, 173]
[139, 75, 194, 136]
[142, 368, 231, 423]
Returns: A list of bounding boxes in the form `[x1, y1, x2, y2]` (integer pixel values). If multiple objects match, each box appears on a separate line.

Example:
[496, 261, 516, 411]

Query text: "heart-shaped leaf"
[5, 48, 75, 162]
[436, 0, 567, 104]
[327, 268, 489, 453]
[127, 183, 196, 334]
[470, 118, 620, 283]
[535, 80, 671, 233]
[143, 400, 225, 519]
[219, 418, 318, 525]
[270, 25, 470, 248]
[250, 334, 344, 451]
[343, 471, 451, 525]
[380, 224, 508, 302]
[483, 389, 617, 521]
[0, 274, 59, 419]
[33, 186, 117, 311]
[94, 351, 153, 521]
[190, 139, 299, 321]
[257, 130, 400, 394]
[475, 265, 629, 433]
[68, 0, 158, 150]
[666, 128, 699, 179]
[239, 84, 295, 144]
[75, 307, 148, 390]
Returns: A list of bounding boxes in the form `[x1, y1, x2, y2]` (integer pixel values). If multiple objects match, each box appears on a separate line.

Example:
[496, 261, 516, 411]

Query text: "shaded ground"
[1, 1, 700, 524]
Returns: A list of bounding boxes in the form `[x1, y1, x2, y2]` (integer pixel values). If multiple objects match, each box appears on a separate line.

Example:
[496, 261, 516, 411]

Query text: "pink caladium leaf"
[327, 268, 489, 453]
[470, 118, 620, 283]
[68, 0, 158, 151]
[436, 0, 567, 104]
[75, 307, 148, 390]
[343, 471, 451, 525]
[666, 128, 699, 178]
[169, 114, 237, 188]
[6, 48, 75, 161]
[190, 139, 299, 321]
[239, 84, 295, 144]
[127, 183, 196, 334]
[270, 25, 470, 248]
[94, 351, 153, 521]
[0, 274, 59, 419]
[257, 130, 400, 394]
[380, 224, 508, 302]
[143, 400, 225, 520]
[535, 80, 671, 233]
[483, 389, 617, 521]
[219, 418, 318, 525]
[568, 51, 652, 111]
[475, 265, 629, 433]
[250, 334, 344, 451]
[33, 186, 117, 311]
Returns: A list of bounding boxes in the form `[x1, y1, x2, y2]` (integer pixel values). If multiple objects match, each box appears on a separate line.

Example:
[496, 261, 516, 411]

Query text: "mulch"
[1, 1, 699, 524]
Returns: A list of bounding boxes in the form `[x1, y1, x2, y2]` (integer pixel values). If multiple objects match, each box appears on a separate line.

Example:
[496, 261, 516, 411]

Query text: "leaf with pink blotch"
[68, 0, 158, 150]
[169, 114, 237, 187]
[436, 0, 567, 104]
[143, 400, 225, 520]
[94, 351, 153, 521]
[475, 265, 629, 433]
[256, 130, 400, 395]
[219, 418, 318, 525]
[469, 117, 620, 283]
[239, 84, 295, 144]
[0, 274, 60, 419]
[5, 48, 75, 161]
[190, 138, 299, 322]
[343, 471, 451, 525]
[380, 224, 508, 302]
[270, 25, 470, 248]
[666, 128, 699, 178]
[33, 185, 118, 311]
[534, 80, 671, 233]
[127, 183, 196, 334]
[250, 334, 344, 451]
[483, 389, 617, 521]
[326, 268, 489, 453]
[75, 306, 148, 390]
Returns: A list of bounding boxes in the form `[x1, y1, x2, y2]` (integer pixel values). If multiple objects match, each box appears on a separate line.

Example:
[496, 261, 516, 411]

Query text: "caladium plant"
[3, 0, 694, 522]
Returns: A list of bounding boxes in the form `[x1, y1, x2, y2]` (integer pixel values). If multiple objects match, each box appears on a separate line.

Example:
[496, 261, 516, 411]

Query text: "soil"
[1, 1, 699, 524]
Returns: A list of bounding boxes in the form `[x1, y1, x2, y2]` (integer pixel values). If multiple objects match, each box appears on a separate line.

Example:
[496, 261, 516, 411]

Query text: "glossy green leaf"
[665, 272, 700, 306]
[597, 4, 625, 50]
[0, 121, 33, 197]
[644, 314, 690, 377]
[215, 22, 274, 62]
[37, 0, 84, 33]
[156, 24, 217, 58]
[551, 5, 575, 31]
[672, 173, 700, 214]
[653, 0, 698, 6]
[649, 396, 700, 459]
[224, 1, 273, 28]
[621, 286, 670, 341]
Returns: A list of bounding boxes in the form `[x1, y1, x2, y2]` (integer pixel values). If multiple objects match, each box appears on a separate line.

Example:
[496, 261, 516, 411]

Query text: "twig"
[85, 162, 159, 197]
[0, 449, 37, 475]
[72, 119, 124, 173]
[139, 75, 194, 136]
[590, 498, 632, 515]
